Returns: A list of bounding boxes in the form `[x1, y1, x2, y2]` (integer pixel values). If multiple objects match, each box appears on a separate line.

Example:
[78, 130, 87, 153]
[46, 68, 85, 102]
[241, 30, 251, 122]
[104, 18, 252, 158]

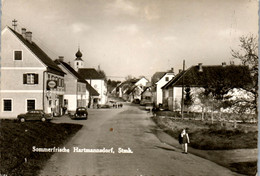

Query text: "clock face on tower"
[94, 84, 98, 88]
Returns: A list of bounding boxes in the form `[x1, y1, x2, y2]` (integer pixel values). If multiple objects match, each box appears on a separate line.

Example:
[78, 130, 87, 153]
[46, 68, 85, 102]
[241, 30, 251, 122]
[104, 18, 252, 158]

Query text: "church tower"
[74, 47, 84, 72]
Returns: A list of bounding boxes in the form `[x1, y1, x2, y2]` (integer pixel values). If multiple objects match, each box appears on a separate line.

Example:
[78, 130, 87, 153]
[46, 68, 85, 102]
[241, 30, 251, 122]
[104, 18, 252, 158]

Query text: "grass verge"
[229, 162, 257, 176]
[151, 116, 257, 150]
[151, 116, 258, 175]
[0, 119, 82, 176]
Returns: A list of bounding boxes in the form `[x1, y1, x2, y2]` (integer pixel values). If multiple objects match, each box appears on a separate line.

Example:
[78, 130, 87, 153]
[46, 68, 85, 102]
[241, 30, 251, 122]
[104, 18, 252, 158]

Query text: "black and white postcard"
[0, 0, 258, 175]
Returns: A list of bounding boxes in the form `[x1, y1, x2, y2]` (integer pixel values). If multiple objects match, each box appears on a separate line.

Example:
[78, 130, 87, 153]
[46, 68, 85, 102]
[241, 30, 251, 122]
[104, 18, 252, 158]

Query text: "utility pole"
[181, 60, 185, 120]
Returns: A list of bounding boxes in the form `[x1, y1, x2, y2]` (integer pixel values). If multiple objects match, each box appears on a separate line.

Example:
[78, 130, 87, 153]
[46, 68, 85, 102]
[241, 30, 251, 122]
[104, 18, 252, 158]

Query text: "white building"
[55, 59, 87, 111]
[73, 50, 107, 105]
[155, 72, 175, 105]
[135, 77, 149, 88]
[0, 26, 65, 118]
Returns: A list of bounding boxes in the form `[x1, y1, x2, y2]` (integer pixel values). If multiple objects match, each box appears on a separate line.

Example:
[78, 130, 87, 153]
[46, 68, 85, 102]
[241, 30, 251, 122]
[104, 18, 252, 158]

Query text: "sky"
[1, 0, 258, 81]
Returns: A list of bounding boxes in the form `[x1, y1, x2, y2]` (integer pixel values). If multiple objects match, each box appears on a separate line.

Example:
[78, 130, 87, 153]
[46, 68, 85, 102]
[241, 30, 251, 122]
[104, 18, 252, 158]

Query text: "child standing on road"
[181, 128, 190, 154]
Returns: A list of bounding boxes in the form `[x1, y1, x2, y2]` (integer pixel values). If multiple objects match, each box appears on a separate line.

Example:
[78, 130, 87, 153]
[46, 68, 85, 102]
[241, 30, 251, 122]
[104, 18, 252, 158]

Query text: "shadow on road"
[155, 146, 176, 152]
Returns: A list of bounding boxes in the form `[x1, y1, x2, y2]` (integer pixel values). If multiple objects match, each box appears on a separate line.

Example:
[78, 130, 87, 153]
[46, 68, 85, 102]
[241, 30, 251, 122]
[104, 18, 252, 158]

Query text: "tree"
[125, 75, 134, 81]
[231, 34, 258, 115]
[98, 69, 107, 81]
[184, 87, 194, 113]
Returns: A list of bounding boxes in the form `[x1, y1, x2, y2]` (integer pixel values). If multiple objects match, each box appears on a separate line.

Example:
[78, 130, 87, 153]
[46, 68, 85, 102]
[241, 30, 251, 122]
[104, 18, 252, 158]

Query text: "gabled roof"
[125, 85, 142, 95]
[141, 86, 152, 95]
[155, 72, 175, 84]
[86, 82, 100, 96]
[117, 78, 138, 88]
[7, 27, 65, 76]
[78, 68, 105, 79]
[55, 61, 99, 96]
[162, 65, 252, 89]
[162, 70, 186, 89]
[151, 72, 166, 84]
[56, 61, 87, 83]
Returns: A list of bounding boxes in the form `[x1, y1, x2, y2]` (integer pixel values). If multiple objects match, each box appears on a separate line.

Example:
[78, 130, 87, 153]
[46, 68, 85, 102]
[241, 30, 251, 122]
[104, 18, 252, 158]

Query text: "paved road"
[40, 103, 242, 176]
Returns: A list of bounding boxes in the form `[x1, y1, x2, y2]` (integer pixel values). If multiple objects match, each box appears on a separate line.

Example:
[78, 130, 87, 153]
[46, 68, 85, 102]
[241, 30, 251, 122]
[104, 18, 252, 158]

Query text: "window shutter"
[34, 74, 38, 84]
[23, 74, 27, 84]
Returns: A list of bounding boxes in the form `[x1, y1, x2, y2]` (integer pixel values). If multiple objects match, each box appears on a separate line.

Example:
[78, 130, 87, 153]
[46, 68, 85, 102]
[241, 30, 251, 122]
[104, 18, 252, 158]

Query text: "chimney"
[198, 63, 203, 72]
[179, 69, 182, 73]
[222, 62, 226, 67]
[25, 31, 32, 43]
[21, 28, 26, 38]
[230, 61, 234, 65]
[170, 67, 174, 73]
[58, 56, 64, 62]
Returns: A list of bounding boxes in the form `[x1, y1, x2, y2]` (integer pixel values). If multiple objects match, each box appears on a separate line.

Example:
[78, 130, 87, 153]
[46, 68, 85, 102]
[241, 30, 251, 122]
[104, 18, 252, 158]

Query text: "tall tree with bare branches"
[231, 34, 258, 115]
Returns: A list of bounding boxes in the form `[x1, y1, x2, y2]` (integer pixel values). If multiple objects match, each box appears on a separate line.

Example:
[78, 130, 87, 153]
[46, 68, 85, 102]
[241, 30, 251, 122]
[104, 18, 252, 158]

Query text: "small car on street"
[70, 107, 88, 120]
[17, 110, 53, 122]
[145, 103, 154, 111]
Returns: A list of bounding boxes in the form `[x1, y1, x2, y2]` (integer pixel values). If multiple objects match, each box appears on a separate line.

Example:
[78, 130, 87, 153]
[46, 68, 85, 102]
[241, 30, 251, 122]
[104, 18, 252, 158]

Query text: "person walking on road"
[181, 128, 190, 154]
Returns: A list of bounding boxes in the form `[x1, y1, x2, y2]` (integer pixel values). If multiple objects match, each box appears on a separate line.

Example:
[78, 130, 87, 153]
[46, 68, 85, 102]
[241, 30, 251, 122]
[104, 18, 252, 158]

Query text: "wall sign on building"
[47, 80, 57, 90]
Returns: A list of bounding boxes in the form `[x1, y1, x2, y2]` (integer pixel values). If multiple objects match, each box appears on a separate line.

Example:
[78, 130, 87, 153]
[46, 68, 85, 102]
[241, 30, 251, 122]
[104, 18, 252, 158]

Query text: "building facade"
[56, 60, 87, 112]
[162, 63, 253, 112]
[0, 26, 65, 118]
[155, 72, 175, 106]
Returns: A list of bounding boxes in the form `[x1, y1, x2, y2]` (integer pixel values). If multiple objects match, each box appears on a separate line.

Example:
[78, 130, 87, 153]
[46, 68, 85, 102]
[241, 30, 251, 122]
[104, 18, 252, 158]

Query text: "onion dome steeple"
[74, 46, 84, 72]
[75, 48, 83, 61]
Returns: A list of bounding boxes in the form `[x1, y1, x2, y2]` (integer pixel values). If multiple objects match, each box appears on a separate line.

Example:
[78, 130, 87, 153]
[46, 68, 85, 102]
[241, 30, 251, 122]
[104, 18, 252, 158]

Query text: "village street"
[39, 102, 242, 176]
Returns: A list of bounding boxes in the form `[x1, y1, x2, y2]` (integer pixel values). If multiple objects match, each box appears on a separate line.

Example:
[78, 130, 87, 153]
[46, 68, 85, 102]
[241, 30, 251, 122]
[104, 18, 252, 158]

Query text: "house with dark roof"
[161, 63, 253, 112]
[151, 72, 167, 85]
[78, 68, 107, 105]
[115, 78, 138, 98]
[140, 86, 153, 105]
[115, 77, 149, 102]
[55, 59, 99, 112]
[154, 71, 175, 106]
[73, 50, 107, 106]
[0, 26, 66, 118]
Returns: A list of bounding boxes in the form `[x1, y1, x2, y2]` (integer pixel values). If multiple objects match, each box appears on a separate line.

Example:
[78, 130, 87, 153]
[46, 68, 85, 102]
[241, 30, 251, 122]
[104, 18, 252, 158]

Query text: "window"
[165, 77, 169, 81]
[27, 100, 35, 111]
[3, 99, 12, 111]
[14, 51, 22, 60]
[23, 73, 38, 84]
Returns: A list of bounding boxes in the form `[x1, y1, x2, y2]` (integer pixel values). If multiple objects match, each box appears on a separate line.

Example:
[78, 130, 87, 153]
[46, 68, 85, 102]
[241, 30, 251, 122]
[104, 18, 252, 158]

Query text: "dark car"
[70, 107, 88, 120]
[145, 103, 154, 111]
[17, 110, 53, 122]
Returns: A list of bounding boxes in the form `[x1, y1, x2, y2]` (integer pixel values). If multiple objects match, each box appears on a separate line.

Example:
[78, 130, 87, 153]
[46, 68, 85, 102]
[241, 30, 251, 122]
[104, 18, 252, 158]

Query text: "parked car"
[145, 103, 154, 111]
[70, 107, 88, 120]
[100, 104, 111, 108]
[132, 99, 140, 104]
[17, 110, 52, 122]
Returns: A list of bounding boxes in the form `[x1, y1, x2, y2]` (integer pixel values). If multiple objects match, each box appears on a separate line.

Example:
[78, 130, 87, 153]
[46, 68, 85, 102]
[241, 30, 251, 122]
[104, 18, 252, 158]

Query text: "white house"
[55, 59, 87, 112]
[162, 63, 253, 113]
[75, 54, 106, 105]
[155, 72, 175, 106]
[135, 77, 149, 88]
[0, 26, 65, 118]
[78, 68, 107, 105]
